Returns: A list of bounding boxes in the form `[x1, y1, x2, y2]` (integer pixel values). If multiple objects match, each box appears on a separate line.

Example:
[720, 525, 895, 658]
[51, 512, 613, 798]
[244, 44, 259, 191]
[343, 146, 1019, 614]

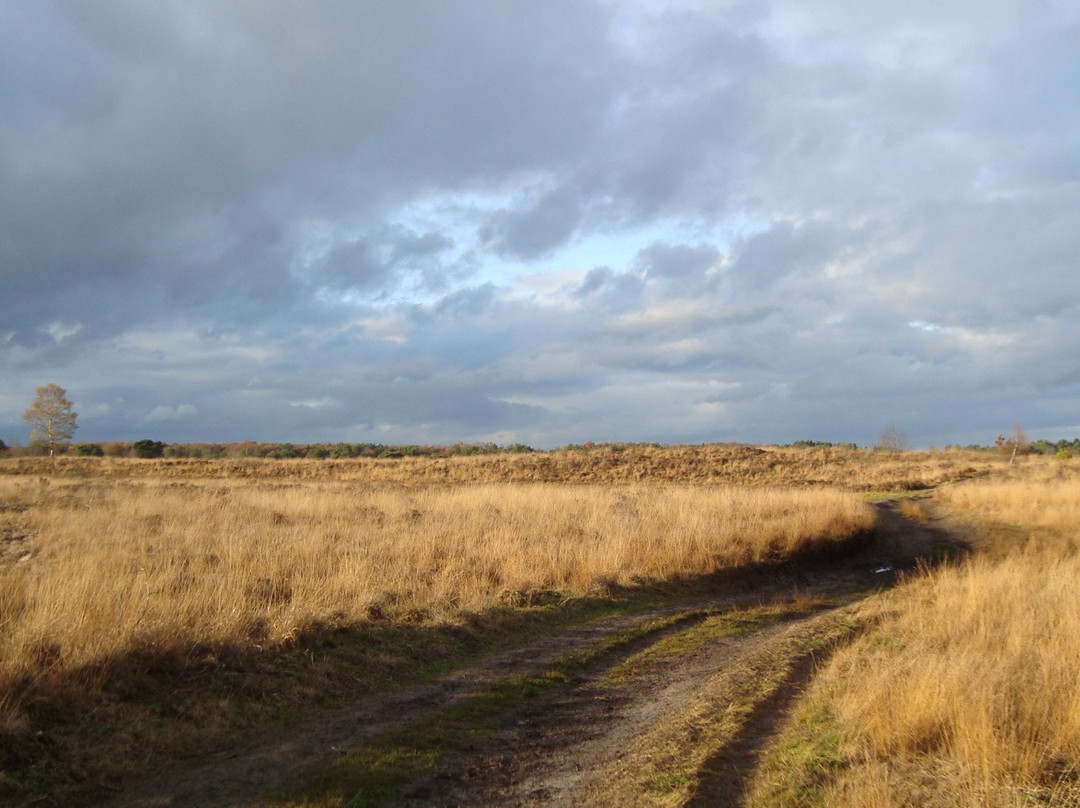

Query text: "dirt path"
[96, 501, 950, 808]
[410, 607, 860, 808]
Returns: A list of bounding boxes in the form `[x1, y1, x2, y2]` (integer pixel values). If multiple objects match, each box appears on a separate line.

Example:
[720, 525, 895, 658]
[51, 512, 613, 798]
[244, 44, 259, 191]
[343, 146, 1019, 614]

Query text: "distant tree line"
[189, 441, 538, 459]
[1028, 438, 1080, 456]
[2, 435, 1079, 460]
[4, 440, 535, 459]
[0, 386, 1072, 461]
[937, 438, 1079, 456]
[560, 441, 666, 452]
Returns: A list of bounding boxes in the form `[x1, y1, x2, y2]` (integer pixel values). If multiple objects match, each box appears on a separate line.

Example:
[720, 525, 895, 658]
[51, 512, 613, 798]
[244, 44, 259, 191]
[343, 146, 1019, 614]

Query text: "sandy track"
[415, 610, 858, 808]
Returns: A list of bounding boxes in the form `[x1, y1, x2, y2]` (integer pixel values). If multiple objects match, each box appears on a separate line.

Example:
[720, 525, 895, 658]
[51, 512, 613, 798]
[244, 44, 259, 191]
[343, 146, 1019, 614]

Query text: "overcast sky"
[2, 1, 1078, 448]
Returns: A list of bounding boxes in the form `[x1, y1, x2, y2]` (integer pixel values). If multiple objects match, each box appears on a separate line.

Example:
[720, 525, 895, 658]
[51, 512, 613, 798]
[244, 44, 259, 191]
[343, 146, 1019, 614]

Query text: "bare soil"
[86, 501, 951, 808]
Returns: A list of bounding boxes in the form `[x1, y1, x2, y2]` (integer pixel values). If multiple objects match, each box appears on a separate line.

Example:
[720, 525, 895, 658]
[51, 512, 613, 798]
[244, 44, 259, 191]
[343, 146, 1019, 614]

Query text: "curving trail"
[98, 502, 954, 808]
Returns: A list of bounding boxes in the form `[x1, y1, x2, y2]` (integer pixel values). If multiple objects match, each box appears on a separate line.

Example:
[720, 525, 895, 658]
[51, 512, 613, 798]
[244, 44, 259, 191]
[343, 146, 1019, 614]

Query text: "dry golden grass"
[895, 498, 929, 523]
[818, 550, 1080, 805]
[0, 468, 874, 721]
[0, 443, 1010, 490]
[767, 471, 1080, 806]
[937, 475, 1080, 549]
[0, 447, 1056, 801]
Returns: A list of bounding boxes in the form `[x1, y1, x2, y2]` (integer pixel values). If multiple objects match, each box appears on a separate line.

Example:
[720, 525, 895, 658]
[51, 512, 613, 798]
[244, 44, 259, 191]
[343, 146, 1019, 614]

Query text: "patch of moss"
[747, 695, 848, 807]
[606, 601, 831, 685]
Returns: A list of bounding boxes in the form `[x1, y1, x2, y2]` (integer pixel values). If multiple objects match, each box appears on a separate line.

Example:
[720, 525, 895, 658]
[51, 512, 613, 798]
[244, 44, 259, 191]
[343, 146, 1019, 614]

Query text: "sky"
[2, 1, 1079, 449]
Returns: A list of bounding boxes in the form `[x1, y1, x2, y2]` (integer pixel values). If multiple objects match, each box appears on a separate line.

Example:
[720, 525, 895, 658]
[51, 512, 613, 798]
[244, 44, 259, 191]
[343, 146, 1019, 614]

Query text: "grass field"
[0, 446, 887, 794]
[0, 476, 872, 686]
[0, 444, 1073, 804]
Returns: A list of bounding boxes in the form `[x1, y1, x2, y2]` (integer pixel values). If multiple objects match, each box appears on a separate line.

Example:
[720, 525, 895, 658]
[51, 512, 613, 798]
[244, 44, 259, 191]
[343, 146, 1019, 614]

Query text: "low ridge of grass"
[0, 444, 1014, 491]
[748, 694, 848, 808]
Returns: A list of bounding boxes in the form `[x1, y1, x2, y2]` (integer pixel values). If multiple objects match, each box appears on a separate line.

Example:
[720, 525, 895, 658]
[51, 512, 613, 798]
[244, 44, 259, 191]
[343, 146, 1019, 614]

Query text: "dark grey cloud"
[304, 225, 455, 295]
[479, 185, 585, 261]
[730, 223, 835, 290]
[0, 0, 616, 337]
[635, 242, 721, 283]
[2, 1, 1079, 448]
[575, 267, 646, 310]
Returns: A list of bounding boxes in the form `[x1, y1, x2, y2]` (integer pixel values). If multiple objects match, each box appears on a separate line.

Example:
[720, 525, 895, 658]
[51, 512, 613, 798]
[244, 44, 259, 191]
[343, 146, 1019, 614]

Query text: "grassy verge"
[0, 477, 874, 682]
[748, 614, 890, 808]
[749, 477, 1080, 807]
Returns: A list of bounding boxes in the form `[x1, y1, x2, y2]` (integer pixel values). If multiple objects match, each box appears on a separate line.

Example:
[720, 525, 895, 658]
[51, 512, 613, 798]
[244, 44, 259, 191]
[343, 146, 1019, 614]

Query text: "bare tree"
[876, 424, 910, 451]
[995, 422, 1028, 465]
[24, 383, 78, 456]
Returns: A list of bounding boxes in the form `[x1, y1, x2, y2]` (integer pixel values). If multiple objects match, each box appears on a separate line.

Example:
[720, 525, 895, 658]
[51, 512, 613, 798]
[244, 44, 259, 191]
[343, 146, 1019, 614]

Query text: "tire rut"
[684, 634, 855, 807]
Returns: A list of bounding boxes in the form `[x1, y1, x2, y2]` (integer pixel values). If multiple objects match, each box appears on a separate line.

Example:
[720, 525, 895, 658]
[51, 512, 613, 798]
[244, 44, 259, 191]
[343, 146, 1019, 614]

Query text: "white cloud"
[287, 398, 343, 410]
[45, 322, 82, 343]
[144, 404, 197, 423]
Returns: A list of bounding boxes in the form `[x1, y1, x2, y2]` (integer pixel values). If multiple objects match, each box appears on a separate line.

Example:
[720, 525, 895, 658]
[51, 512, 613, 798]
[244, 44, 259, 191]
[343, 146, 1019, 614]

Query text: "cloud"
[479, 184, 585, 260]
[1, 1, 1078, 448]
[298, 225, 456, 296]
[633, 242, 722, 286]
[144, 404, 197, 424]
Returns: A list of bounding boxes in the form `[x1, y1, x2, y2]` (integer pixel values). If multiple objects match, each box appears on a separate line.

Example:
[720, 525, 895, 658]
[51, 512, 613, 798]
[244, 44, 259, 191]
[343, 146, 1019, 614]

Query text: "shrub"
[76, 443, 104, 456]
[131, 439, 166, 459]
[1057, 449, 1073, 461]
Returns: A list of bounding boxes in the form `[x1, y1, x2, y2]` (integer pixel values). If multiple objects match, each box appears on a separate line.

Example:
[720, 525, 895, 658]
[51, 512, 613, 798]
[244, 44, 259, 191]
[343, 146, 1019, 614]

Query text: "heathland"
[0, 444, 1075, 806]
